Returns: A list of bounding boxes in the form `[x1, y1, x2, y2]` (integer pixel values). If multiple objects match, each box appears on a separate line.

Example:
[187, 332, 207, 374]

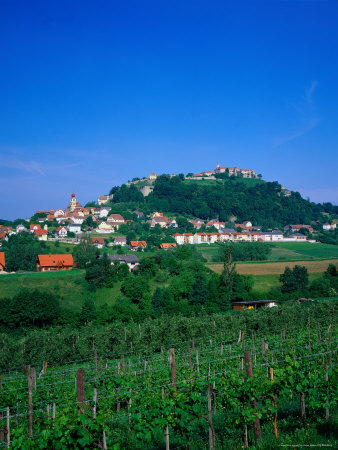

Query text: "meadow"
[198, 241, 338, 263]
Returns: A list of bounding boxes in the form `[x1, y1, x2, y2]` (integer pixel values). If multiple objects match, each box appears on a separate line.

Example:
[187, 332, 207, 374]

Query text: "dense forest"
[109, 175, 336, 228]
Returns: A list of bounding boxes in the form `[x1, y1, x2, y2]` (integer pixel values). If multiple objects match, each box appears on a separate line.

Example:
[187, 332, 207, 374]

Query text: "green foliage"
[2, 233, 47, 272]
[73, 237, 97, 268]
[85, 255, 112, 288]
[217, 242, 272, 262]
[280, 265, 309, 294]
[112, 184, 144, 203]
[80, 298, 96, 324]
[0, 289, 60, 330]
[189, 275, 208, 305]
[120, 276, 150, 304]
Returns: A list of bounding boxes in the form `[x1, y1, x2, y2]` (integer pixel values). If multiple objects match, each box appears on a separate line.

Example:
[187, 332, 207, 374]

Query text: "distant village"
[0, 164, 336, 274]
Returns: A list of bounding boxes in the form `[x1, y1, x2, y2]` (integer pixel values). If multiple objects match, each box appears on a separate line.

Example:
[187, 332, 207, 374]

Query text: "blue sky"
[0, 0, 337, 219]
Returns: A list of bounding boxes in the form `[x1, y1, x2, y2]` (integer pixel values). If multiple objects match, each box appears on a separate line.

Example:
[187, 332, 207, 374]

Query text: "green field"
[251, 272, 322, 294]
[269, 242, 338, 260]
[0, 270, 123, 311]
[196, 242, 338, 263]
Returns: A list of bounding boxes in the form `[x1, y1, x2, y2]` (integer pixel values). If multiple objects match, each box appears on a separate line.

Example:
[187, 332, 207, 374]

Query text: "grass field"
[251, 273, 322, 293]
[0, 270, 123, 311]
[208, 259, 337, 275]
[268, 242, 338, 260]
[196, 242, 338, 263]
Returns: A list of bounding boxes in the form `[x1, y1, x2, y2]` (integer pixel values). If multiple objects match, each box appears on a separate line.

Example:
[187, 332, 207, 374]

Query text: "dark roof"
[108, 254, 139, 263]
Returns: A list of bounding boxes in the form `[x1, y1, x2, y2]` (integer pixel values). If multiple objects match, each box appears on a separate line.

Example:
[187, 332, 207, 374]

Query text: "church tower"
[69, 193, 77, 212]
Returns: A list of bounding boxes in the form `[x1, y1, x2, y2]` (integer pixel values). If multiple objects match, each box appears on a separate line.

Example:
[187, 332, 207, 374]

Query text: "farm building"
[36, 254, 73, 272]
[232, 300, 277, 311]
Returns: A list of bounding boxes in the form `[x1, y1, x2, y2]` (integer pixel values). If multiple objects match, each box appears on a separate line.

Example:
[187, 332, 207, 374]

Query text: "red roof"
[56, 226, 67, 232]
[37, 254, 73, 268]
[0, 233, 8, 240]
[34, 229, 48, 235]
[30, 224, 41, 230]
[92, 237, 104, 244]
[109, 214, 124, 221]
[130, 241, 147, 248]
[160, 243, 177, 249]
[0, 252, 5, 269]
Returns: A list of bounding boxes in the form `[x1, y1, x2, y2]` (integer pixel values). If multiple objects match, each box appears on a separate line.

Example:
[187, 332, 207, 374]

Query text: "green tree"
[2, 289, 60, 329]
[80, 298, 96, 324]
[280, 265, 309, 293]
[3, 233, 45, 272]
[189, 275, 208, 305]
[73, 237, 97, 268]
[85, 255, 112, 288]
[120, 276, 150, 304]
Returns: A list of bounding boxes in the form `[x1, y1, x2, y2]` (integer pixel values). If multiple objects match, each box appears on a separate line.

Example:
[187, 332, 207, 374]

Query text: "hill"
[109, 174, 334, 228]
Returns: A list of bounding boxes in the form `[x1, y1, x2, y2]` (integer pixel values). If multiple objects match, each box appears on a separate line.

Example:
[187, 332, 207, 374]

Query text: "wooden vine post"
[169, 348, 177, 390]
[270, 368, 278, 439]
[76, 369, 85, 415]
[244, 351, 261, 442]
[28, 369, 33, 438]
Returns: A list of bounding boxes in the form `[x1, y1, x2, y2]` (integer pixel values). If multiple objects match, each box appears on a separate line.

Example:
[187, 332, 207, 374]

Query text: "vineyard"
[0, 320, 336, 449]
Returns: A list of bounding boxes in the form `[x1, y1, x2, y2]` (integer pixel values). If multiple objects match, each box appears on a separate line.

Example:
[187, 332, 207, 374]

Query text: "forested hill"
[110, 175, 335, 228]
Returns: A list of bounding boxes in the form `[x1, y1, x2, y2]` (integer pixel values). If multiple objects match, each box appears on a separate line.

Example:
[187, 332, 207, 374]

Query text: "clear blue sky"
[0, 0, 337, 220]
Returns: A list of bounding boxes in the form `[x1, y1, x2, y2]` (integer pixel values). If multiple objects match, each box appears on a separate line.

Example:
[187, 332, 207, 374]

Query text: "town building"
[96, 222, 114, 233]
[148, 172, 157, 180]
[36, 254, 74, 272]
[107, 214, 125, 228]
[114, 236, 127, 246]
[56, 226, 68, 237]
[105, 254, 139, 272]
[34, 228, 48, 241]
[129, 241, 147, 251]
[66, 193, 83, 213]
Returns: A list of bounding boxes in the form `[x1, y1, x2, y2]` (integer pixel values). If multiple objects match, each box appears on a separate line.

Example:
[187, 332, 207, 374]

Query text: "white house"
[99, 208, 110, 218]
[16, 224, 28, 233]
[260, 231, 283, 242]
[323, 223, 332, 231]
[184, 233, 194, 244]
[56, 226, 68, 237]
[173, 233, 185, 245]
[107, 214, 125, 228]
[68, 223, 82, 234]
[193, 234, 202, 244]
[96, 222, 114, 233]
[54, 209, 65, 217]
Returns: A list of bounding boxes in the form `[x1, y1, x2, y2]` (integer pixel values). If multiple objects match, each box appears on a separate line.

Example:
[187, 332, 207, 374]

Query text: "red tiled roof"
[37, 254, 73, 268]
[92, 238, 104, 244]
[34, 229, 48, 235]
[130, 241, 147, 247]
[30, 224, 41, 230]
[0, 233, 7, 239]
[0, 252, 5, 269]
[160, 243, 177, 249]
[109, 214, 124, 221]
